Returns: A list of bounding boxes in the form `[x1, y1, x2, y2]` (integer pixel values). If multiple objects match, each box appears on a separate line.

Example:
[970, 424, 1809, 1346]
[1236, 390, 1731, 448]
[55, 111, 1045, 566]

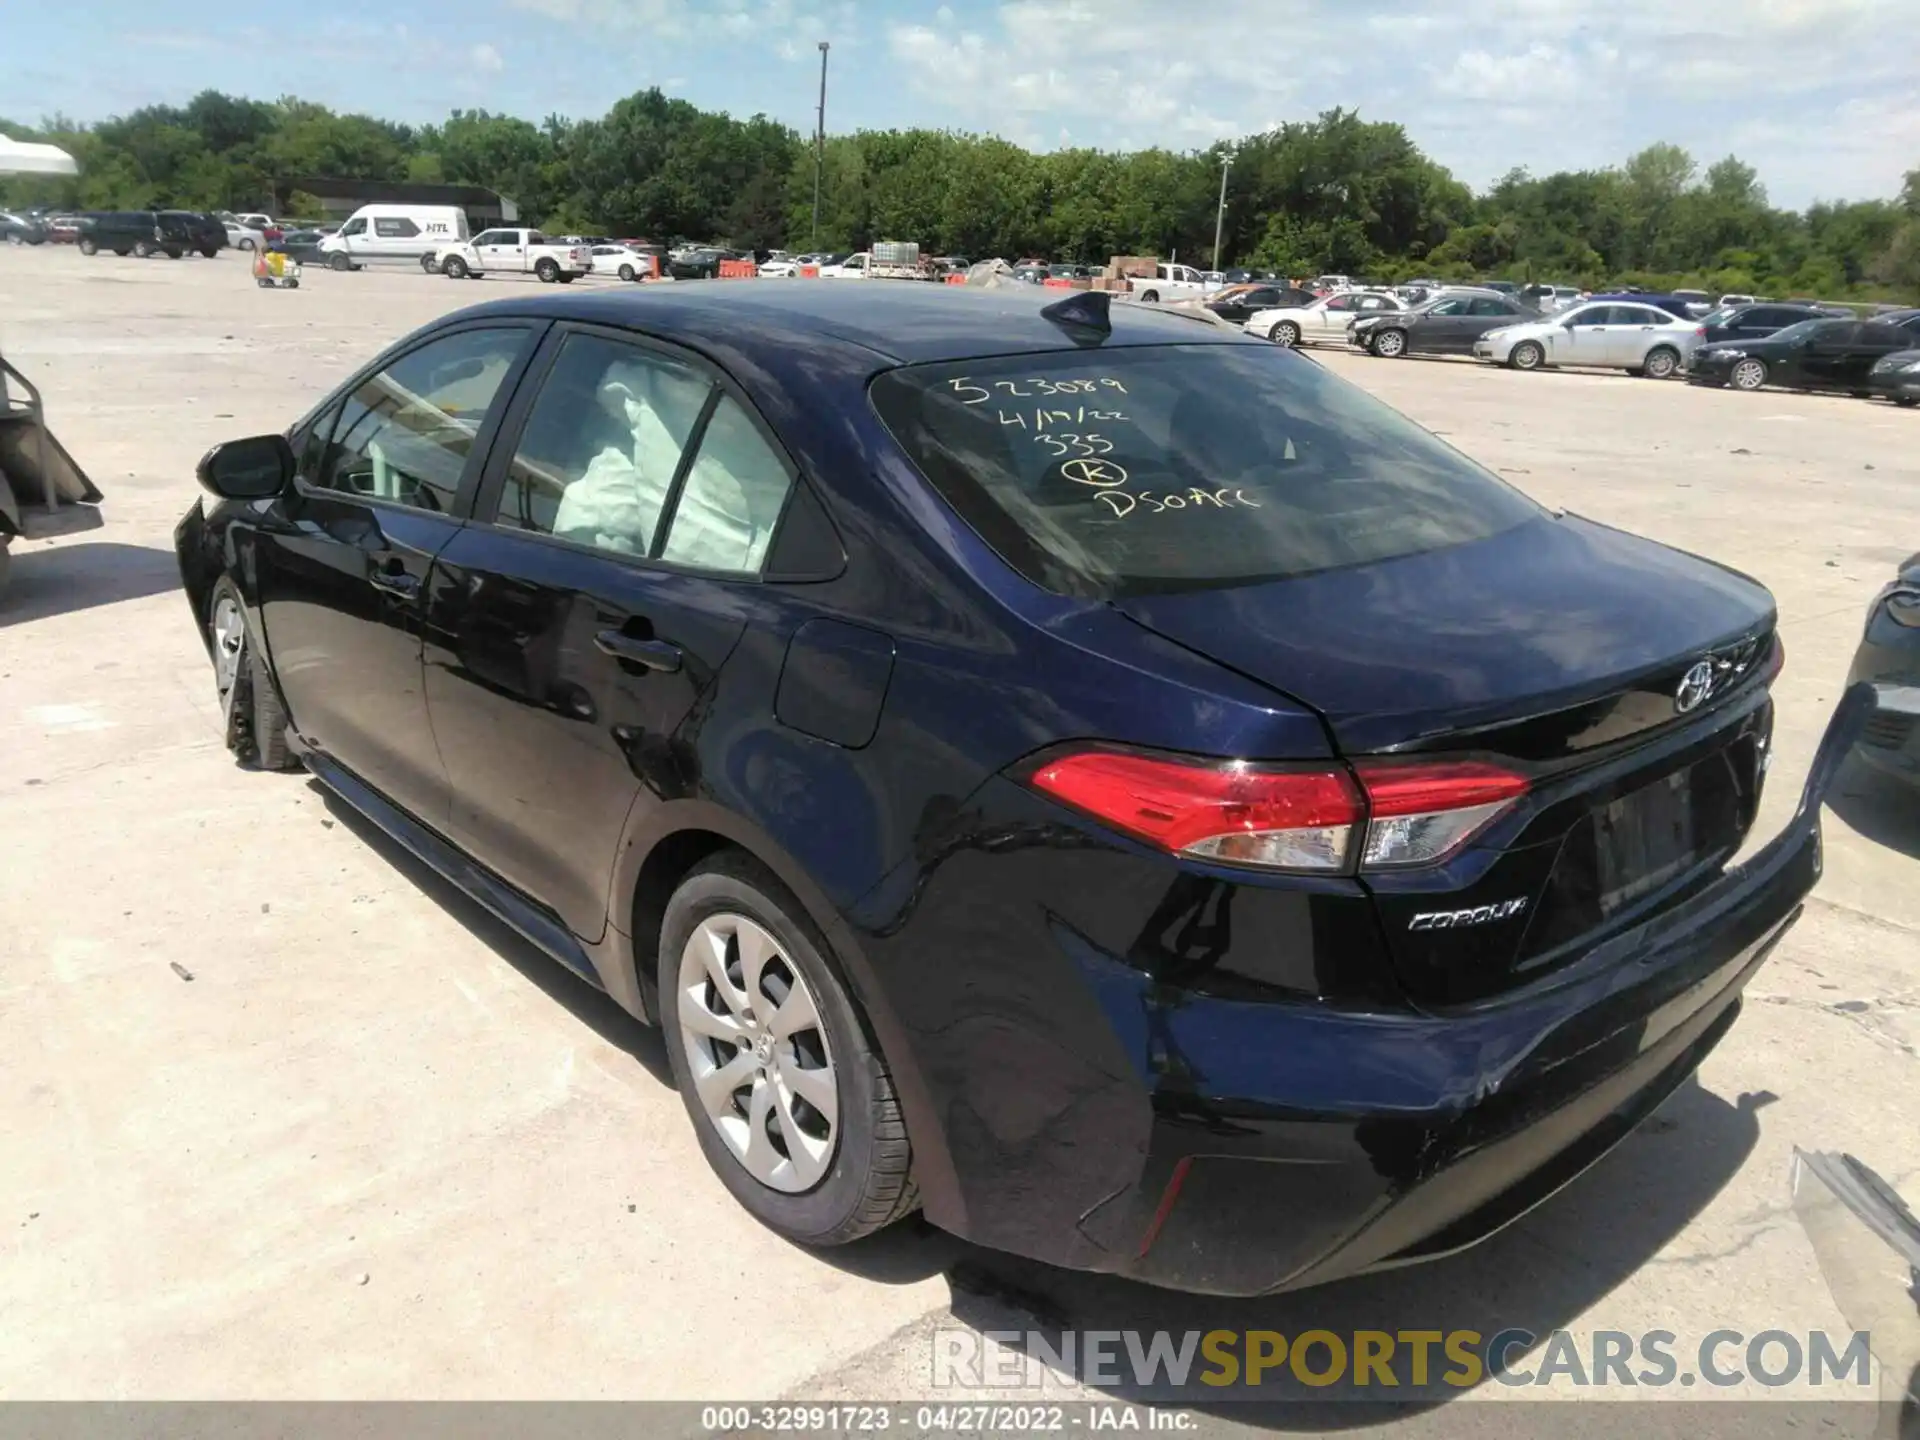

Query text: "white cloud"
[882, 0, 1919, 203]
[469, 42, 505, 73]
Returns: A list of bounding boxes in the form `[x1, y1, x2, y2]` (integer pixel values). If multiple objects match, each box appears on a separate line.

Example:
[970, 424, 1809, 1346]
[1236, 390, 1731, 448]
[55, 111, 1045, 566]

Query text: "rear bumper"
[864, 686, 1872, 1296]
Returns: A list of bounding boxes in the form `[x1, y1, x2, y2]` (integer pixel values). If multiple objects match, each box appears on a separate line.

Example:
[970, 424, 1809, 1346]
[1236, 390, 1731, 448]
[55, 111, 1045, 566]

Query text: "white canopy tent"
[0, 135, 79, 177]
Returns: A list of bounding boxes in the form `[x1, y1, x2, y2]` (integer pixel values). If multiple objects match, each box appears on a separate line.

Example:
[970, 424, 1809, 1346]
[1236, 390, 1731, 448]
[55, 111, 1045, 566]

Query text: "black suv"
[160, 211, 226, 258]
[76, 211, 197, 259]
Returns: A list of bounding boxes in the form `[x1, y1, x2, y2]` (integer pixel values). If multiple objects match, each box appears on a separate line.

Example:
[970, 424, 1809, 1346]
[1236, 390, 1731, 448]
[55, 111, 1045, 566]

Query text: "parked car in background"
[1474, 299, 1701, 377]
[42, 214, 81, 243]
[224, 220, 266, 252]
[756, 256, 800, 278]
[1204, 283, 1317, 324]
[160, 211, 225, 258]
[669, 247, 735, 280]
[1687, 318, 1918, 393]
[271, 229, 332, 265]
[176, 280, 1833, 1297]
[591, 243, 654, 281]
[1672, 289, 1713, 317]
[1310, 273, 1352, 292]
[1, 210, 47, 245]
[1478, 280, 1521, 297]
[1845, 556, 1920, 790]
[1351, 289, 1536, 358]
[1869, 348, 1920, 407]
[1695, 302, 1833, 347]
[1518, 283, 1583, 313]
[1717, 293, 1757, 309]
[1246, 290, 1402, 347]
[76, 211, 197, 259]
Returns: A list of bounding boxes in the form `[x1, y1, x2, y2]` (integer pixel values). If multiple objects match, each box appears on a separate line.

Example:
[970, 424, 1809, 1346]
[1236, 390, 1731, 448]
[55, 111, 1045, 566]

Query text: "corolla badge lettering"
[1675, 660, 1716, 714]
[1408, 897, 1529, 931]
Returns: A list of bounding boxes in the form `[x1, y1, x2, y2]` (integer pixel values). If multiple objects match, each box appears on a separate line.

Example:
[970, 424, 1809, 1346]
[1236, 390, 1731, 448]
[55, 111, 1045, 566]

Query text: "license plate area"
[1595, 767, 1701, 917]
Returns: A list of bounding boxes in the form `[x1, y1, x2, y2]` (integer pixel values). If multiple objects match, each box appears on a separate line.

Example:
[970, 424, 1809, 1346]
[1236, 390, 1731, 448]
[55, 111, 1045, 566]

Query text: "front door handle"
[595, 629, 682, 672]
[368, 568, 420, 599]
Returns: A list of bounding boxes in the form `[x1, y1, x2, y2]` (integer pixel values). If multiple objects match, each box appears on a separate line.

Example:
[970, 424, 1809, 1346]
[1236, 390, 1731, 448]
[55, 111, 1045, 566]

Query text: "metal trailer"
[0, 135, 104, 599]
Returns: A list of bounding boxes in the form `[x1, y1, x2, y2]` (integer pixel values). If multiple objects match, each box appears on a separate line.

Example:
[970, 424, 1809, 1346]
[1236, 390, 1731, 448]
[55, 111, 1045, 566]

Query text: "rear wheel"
[1730, 358, 1768, 391]
[77, 236, 98, 256]
[330, 253, 352, 272]
[1270, 320, 1301, 347]
[200, 247, 219, 259]
[208, 580, 296, 771]
[618, 263, 636, 281]
[238, 237, 256, 252]
[1897, 397, 1918, 408]
[1641, 346, 1680, 379]
[661, 853, 917, 1245]
[1138, 289, 1160, 303]
[443, 255, 469, 279]
[133, 240, 154, 258]
[535, 257, 560, 283]
[1508, 340, 1545, 371]
[1370, 328, 1408, 358]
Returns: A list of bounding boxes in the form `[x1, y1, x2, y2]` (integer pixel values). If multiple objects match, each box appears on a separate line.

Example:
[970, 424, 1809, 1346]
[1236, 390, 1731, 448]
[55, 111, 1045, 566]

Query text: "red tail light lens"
[1029, 752, 1361, 872]
[1353, 761, 1530, 868]
[1028, 751, 1530, 873]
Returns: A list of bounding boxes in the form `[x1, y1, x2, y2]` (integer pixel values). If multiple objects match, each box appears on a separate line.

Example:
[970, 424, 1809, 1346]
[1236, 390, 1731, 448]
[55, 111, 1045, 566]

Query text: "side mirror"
[196, 434, 293, 500]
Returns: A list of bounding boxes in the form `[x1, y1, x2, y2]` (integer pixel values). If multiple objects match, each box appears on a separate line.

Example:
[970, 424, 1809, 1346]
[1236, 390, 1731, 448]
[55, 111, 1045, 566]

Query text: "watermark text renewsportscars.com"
[933, 1328, 1876, 1391]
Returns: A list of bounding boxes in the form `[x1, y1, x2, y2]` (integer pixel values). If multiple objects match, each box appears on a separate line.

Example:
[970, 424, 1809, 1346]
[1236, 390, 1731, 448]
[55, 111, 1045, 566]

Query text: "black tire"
[444, 255, 469, 279]
[1370, 328, 1409, 358]
[618, 263, 636, 281]
[238, 237, 256, 252]
[209, 578, 298, 771]
[556, 273, 576, 284]
[0, 543, 11, 600]
[164, 247, 183, 259]
[200, 247, 219, 259]
[1642, 346, 1680, 379]
[286, 279, 299, 289]
[420, 253, 439, 273]
[1509, 340, 1545, 371]
[1138, 289, 1160, 303]
[1850, 390, 1873, 400]
[133, 240, 154, 258]
[535, 257, 560, 283]
[330, 253, 352, 272]
[1730, 357, 1769, 392]
[1897, 397, 1918, 408]
[77, 236, 98, 256]
[1270, 319, 1301, 347]
[659, 852, 918, 1246]
[256, 277, 273, 289]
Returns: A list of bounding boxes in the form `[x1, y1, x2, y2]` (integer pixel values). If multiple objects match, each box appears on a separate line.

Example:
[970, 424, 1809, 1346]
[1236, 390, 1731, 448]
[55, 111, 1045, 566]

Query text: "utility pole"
[1212, 153, 1233, 272]
[811, 41, 830, 250]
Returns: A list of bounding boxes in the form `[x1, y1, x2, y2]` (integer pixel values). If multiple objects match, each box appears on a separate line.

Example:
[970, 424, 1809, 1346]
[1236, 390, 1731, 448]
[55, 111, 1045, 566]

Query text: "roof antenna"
[1039, 289, 1112, 340]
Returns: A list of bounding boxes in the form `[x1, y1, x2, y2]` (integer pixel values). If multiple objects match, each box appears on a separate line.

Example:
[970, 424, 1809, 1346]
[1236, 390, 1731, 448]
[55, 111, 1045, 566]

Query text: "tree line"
[5, 90, 1917, 299]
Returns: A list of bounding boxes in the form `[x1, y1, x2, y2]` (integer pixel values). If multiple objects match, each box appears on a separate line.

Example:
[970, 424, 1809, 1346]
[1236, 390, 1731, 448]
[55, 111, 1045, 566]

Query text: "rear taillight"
[1695, 326, 1706, 337]
[1027, 750, 1529, 873]
[1351, 761, 1529, 868]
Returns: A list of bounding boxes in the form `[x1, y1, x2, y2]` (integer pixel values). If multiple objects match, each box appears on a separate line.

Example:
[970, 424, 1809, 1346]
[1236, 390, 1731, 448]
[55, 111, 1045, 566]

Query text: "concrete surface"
[1, 248, 1915, 1415]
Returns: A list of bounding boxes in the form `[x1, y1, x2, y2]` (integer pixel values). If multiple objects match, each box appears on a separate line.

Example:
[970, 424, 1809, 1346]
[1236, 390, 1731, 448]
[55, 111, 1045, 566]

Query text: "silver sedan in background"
[1472, 299, 1703, 378]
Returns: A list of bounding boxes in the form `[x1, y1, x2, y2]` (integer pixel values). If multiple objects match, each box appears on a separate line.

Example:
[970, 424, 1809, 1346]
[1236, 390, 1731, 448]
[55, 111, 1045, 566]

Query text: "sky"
[4, 0, 1917, 208]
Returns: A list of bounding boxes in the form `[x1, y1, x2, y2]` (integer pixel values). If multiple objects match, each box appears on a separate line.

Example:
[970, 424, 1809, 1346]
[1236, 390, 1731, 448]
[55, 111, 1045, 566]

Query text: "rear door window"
[869, 345, 1541, 599]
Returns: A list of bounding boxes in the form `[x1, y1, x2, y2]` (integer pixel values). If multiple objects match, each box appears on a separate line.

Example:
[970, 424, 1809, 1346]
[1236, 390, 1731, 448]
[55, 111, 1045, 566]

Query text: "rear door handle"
[595, 630, 682, 672]
[368, 569, 420, 599]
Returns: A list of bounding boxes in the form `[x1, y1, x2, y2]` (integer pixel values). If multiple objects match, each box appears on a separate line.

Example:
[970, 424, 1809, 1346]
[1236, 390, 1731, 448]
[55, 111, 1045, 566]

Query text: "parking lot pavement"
[2, 250, 1915, 1411]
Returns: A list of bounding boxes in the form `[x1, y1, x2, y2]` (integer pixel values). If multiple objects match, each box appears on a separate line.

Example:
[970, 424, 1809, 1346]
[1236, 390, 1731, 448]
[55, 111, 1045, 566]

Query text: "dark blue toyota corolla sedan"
[175, 281, 1855, 1295]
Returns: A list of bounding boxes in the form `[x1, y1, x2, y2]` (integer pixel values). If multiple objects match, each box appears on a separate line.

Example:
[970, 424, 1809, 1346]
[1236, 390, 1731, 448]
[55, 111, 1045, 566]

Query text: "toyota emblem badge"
[1674, 660, 1715, 714]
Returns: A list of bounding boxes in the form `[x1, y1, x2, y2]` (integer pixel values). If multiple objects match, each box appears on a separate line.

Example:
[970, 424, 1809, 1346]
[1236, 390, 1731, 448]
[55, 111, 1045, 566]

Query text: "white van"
[318, 205, 469, 271]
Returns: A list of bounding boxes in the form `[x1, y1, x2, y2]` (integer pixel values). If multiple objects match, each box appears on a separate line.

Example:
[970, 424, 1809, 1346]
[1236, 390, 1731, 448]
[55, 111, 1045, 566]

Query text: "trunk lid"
[1115, 514, 1773, 759]
[1117, 514, 1779, 1005]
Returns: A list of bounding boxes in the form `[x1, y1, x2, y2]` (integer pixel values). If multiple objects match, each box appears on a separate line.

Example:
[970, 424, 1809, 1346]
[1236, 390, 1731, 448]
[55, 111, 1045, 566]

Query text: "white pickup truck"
[1130, 263, 1211, 303]
[425, 227, 591, 283]
[820, 245, 925, 280]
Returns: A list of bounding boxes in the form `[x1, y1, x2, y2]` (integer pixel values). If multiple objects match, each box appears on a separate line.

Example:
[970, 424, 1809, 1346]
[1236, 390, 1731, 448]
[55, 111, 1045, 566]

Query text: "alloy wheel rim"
[1733, 360, 1765, 390]
[1515, 344, 1541, 369]
[211, 595, 245, 701]
[1647, 350, 1675, 377]
[677, 912, 839, 1193]
[1378, 332, 1404, 356]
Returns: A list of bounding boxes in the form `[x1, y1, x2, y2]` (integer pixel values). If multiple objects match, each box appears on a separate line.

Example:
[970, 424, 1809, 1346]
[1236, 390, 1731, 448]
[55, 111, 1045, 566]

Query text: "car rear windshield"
[868, 344, 1542, 599]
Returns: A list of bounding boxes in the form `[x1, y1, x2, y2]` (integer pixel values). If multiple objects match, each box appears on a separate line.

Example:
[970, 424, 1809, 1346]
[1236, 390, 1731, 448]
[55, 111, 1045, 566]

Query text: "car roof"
[443, 281, 1255, 364]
